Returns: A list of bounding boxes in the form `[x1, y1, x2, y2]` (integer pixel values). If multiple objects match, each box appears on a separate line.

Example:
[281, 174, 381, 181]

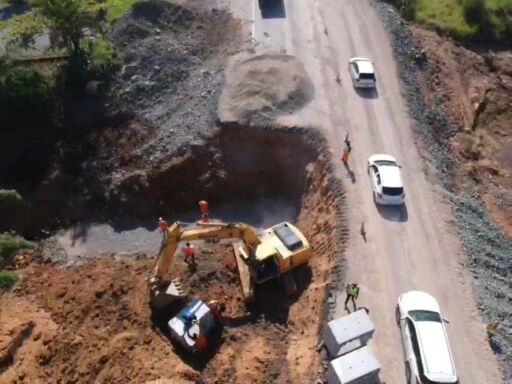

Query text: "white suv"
[367, 154, 405, 205]
[396, 291, 459, 384]
[348, 57, 376, 88]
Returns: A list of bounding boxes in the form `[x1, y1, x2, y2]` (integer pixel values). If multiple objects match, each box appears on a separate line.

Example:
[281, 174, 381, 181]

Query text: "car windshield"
[382, 186, 403, 196]
[409, 310, 442, 323]
[360, 73, 375, 80]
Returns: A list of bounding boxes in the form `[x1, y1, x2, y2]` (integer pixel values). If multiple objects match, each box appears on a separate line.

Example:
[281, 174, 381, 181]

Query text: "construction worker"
[342, 145, 351, 164]
[360, 222, 367, 242]
[199, 200, 209, 215]
[190, 332, 208, 354]
[206, 300, 226, 322]
[344, 132, 351, 151]
[344, 283, 360, 312]
[158, 217, 169, 241]
[182, 242, 196, 266]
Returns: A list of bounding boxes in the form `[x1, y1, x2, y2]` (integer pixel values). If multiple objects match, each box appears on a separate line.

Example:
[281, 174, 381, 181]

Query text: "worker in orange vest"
[182, 242, 196, 266]
[199, 200, 209, 213]
[206, 300, 226, 322]
[158, 217, 169, 240]
[342, 145, 351, 164]
[199, 200, 209, 222]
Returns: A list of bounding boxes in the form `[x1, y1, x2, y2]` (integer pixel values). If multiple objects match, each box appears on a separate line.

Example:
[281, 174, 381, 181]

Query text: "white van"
[396, 291, 459, 384]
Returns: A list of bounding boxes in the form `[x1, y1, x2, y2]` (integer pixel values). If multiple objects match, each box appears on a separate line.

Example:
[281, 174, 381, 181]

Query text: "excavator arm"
[149, 220, 262, 307]
[155, 221, 261, 279]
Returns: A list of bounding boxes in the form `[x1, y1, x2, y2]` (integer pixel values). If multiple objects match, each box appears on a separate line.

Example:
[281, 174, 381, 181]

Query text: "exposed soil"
[0, 133, 343, 383]
[410, 27, 512, 238]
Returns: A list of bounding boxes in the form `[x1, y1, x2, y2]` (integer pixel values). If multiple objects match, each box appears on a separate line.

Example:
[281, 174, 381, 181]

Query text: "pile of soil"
[111, 0, 243, 165]
[0, 154, 340, 383]
[218, 54, 315, 124]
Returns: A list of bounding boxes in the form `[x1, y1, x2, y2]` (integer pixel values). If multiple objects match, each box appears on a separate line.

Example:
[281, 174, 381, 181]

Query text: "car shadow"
[259, 0, 286, 19]
[355, 87, 379, 99]
[376, 203, 408, 222]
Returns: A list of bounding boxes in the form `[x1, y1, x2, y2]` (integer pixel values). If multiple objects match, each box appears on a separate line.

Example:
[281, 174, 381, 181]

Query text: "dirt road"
[229, 0, 502, 382]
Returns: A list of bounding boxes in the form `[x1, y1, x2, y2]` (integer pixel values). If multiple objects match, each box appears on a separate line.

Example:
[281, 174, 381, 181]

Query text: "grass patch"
[400, 0, 512, 43]
[415, 0, 477, 36]
[0, 270, 19, 290]
[106, 0, 140, 21]
[0, 189, 22, 208]
[0, 232, 35, 267]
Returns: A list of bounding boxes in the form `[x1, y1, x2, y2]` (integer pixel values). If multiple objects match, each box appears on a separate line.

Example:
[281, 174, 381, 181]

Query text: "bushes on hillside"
[0, 270, 19, 290]
[0, 232, 35, 267]
[393, 0, 512, 44]
[0, 189, 22, 209]
[0, 63, 54, 126]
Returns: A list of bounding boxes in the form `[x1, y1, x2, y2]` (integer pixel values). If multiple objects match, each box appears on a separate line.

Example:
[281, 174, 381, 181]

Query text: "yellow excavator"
[149, 220, 312, 308]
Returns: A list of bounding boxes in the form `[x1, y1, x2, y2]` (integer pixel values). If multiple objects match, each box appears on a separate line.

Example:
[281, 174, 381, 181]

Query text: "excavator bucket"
[233, 241, 255, 303]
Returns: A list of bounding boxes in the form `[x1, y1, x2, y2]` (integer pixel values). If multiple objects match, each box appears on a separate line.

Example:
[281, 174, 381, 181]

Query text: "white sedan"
[348, 57, 376, 88]
[367, 154, 405, 205]
[396, 291, 458, 384]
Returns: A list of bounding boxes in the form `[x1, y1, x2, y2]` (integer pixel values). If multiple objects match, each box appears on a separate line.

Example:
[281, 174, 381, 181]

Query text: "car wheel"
[395, 305, 401, 326]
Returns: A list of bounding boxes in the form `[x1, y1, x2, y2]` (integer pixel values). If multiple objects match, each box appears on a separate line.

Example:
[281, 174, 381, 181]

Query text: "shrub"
[83, 36, 120, 80]
[0, 232, 35, 267]
[0, 270, 19, 290]
[463, 0, 493, 38]
[0, 189, 22, 209]
[0, 65, 54, 125]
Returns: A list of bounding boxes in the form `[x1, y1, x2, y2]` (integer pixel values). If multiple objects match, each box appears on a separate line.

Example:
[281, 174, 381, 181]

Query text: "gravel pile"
[373, 1, 512, 379]
[111, 0, 240, 164]
[218, 53, 315, 124]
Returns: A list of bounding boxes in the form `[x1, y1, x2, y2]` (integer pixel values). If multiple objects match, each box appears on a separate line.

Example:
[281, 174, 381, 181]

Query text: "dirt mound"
[218, 54, 314, 124]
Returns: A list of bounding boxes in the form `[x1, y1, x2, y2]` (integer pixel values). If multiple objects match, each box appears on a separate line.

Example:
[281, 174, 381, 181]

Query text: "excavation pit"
[1, 124, 345, 383]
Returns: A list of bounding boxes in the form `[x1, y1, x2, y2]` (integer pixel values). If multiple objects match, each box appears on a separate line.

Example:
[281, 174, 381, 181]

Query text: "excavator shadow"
[247, 264, 312, 325]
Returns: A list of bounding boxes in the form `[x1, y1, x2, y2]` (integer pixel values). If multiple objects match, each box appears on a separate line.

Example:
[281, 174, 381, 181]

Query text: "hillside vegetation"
[393, 0, 512, 44]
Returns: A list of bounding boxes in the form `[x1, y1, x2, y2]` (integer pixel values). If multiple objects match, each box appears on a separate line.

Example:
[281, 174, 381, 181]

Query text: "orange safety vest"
[158, 218, 168, 231]
[196, 334, 208, 353]
[199, 200, 209, 214]
[183, 245, 195, 256]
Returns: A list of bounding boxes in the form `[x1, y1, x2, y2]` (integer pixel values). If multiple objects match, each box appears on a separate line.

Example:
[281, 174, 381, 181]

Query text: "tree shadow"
[258, 0, 286, 19]
[355, 87, 379, 99]
[375, 203, 408, 222]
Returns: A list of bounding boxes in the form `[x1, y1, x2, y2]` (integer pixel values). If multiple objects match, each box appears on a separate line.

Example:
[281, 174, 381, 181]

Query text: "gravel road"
[230, 0, 502, 382]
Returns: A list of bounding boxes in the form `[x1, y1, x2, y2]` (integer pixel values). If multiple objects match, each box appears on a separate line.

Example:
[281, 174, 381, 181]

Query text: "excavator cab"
[253, 256, 280, 283]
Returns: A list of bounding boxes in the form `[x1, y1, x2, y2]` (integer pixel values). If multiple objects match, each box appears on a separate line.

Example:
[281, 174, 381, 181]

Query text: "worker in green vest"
[344, 283, 360, 312]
